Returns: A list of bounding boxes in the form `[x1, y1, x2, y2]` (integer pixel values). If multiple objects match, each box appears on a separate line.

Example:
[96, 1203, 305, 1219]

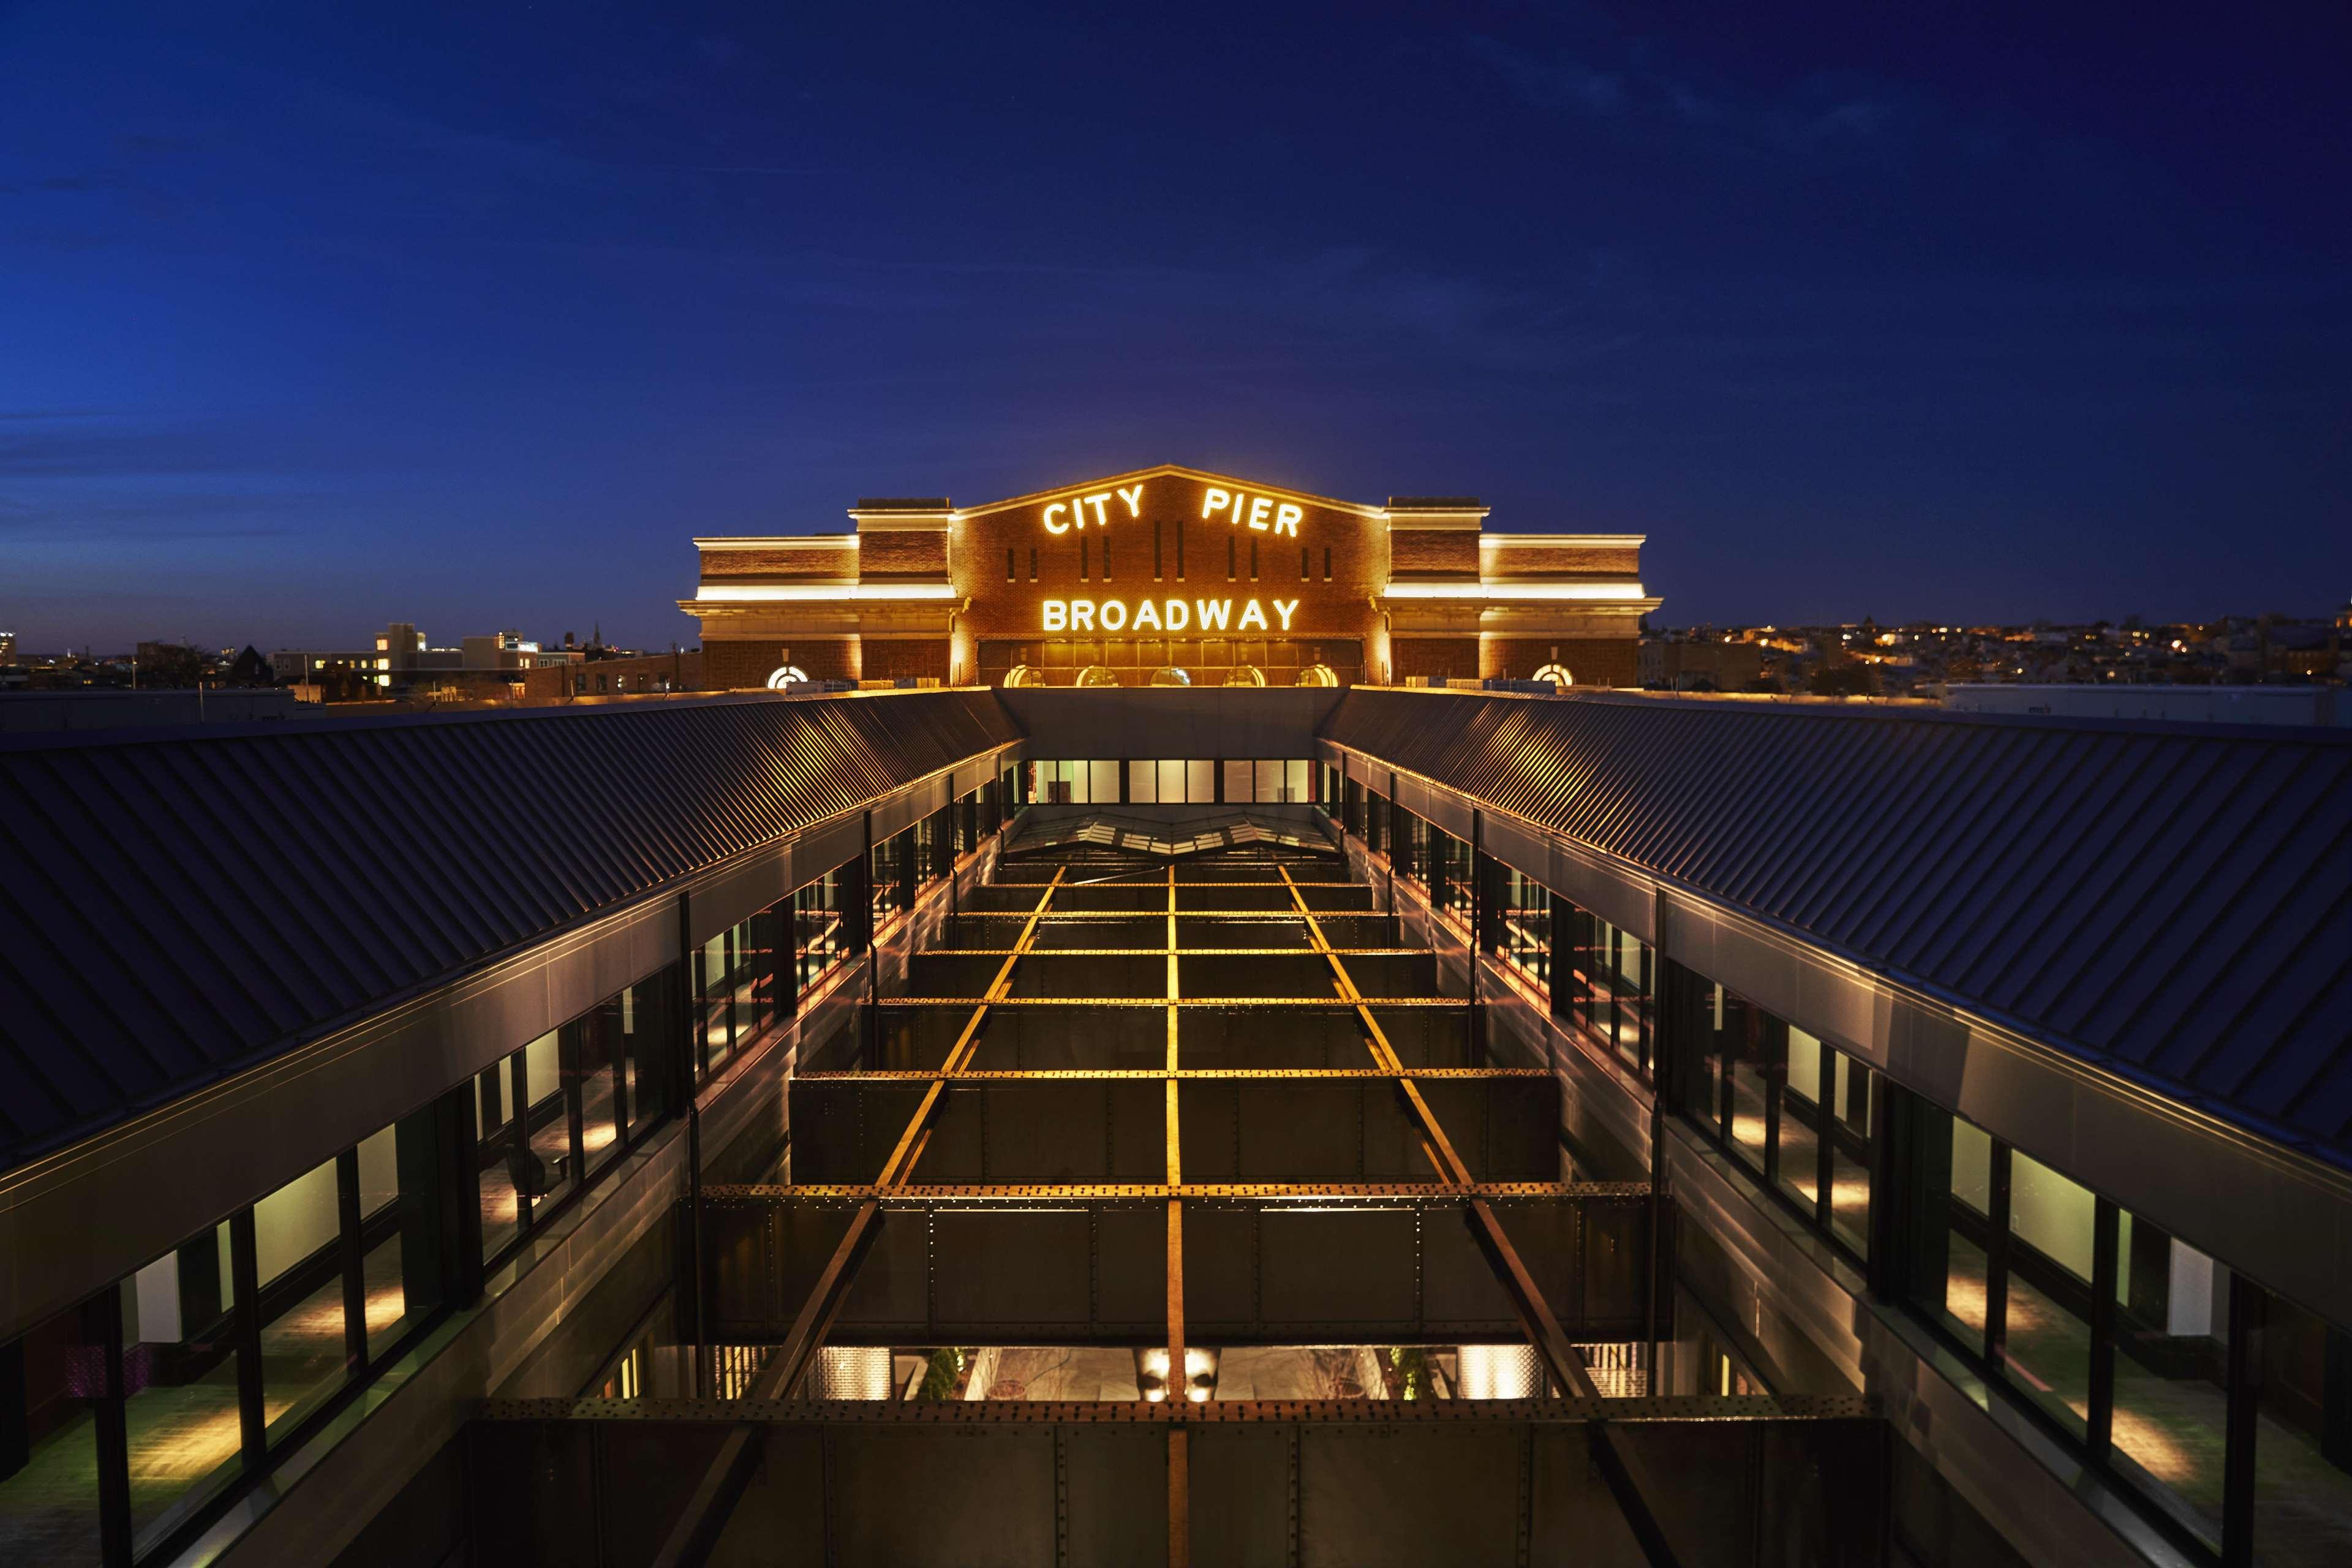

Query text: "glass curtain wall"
[1558, 907, 1654, 1076]
[1, 1096, 461, 1568]
[1393, 807, 1428, 889]
[1427, 823, 1472, 930]
[1491, 867, 1551, 991]
[1896, 1093, 2352, 1564]
[480, 967, 685, 1267]
[1664, 960, 1879, 1263]
[1120, 760, 1234, 803]
[695, 906, 781, 1084]
[870, 827, 911, 938]
[1025, 760, 1120, 804]
[794, 869, 848, 997]
[1218, 759, 1310, 803]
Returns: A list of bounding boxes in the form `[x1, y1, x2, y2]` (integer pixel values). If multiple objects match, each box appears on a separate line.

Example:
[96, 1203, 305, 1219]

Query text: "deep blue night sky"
[4, 3, 2346, 652]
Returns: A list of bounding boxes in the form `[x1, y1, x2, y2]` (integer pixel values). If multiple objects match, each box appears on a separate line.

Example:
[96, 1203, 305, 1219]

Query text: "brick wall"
[703, 638, 862, 689]
[859, 532, 948, 579]
[699, 546, 856, 578]
[863, 639, 951, 680]
[1481, 636, 1638, 687]
[1393, 638, 1480, 680]
[1483, 544, 1641, 578]
[1389, 530, 1477, 577]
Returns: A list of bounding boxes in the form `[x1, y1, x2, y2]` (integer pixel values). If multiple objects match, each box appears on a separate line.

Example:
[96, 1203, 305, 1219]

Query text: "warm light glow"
[2111, 1408, 2199, 1484]
[695, 582, 956, 603]
[1382, 582, 1649, 601]
[1457, 1343, 1542, 1399]
[1042, 597, 1291, 635]
[1943, 1271, 1989, 1333]
[1201, 486, 1302, 535]
[764, 665, 810, 690]
[1042, 488, 1124, 534]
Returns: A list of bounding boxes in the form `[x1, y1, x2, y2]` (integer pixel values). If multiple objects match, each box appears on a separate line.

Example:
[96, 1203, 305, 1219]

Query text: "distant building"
[1943, 682, 2345, 726]
[1640, 636, 1765, 692]
[682, 464, 1659, 688]
[0, 630, 15, 663]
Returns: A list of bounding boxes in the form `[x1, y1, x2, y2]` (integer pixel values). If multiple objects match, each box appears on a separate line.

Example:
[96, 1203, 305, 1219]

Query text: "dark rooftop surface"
[0, 690, 1017, 1170]
[1325, 689, 2352, 1166]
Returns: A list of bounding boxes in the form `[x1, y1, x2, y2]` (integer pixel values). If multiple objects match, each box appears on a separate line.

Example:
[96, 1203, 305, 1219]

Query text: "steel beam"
[1277, 865, 1602, 1399]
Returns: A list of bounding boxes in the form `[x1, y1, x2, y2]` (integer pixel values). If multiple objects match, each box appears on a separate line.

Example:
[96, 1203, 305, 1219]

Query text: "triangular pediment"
[956, 464, 1386, 521]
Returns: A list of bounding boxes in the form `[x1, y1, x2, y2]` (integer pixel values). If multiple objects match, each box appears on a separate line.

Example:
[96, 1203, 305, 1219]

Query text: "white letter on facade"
[1165, 598, 1189, 631]
[1044, 600, 1068, 631]
[1071, 599, 1096, 631]
[1275, 503, 1302, 536]
[1196, 598, 1231, 631]
[1238, 600, 1268, 630]
[1247, 496, 1272, 532]
[1134, 598, 1163, 631]
[1117, 484, 1145, 517]
[1273, 598, 1298, 630]
[1100, 599, 1128, 631]
[1202, 488, 1229, 519]
[1043, 502, 1070, 535]
[1084, 492, 1112, 528]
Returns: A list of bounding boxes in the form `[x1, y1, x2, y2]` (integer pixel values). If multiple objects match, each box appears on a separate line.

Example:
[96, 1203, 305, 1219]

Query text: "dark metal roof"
[0, 691, 1018, 1171]
[1324, 690, 2352, 1164]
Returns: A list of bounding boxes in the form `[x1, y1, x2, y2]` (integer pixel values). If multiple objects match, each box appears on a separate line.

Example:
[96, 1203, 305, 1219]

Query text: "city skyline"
[5, 6, 2349, 649]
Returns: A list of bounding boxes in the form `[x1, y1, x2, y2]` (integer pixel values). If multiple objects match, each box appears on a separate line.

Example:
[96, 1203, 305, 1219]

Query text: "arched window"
[1532, 663, 1574, 691]
[765, 665, 811, 691]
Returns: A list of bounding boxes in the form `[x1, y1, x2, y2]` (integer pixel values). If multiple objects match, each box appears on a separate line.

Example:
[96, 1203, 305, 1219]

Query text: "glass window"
[1905, 1105, 1995, 1356]
[355, 1112, 443, 1365]
[2003, 1151, 2094, 1437]
[0, 1302, 105, 1566]
[1609, 926, 1652, 1071]
[1778, 1027, 1823, 1213]
[1222, 760, 1251, 804]
[1186, 759, 1214, 802]
[2110, 1218, 2228, 1550]
[564, 1016, 621, 1182]
[1669, 963, 1874, 1261]
[1826, 1051, 1874, 1256]
[612, 976, 671, 1138]
[478, 1032, 573, 1262]
[123, 1221, 244, 1552]
[1495, 868, 1550, 991]
[796, 870, 845, 994]
[254, 1159, 353, 1444]
[700, 930, 736, 1074]
[1128, 759, 1157, 803]
[2252, 1289, 2352, 1564]
[1667, 965, 1728, 1129]
[1724, 995, 1774, 1176]
[869, 835, 903, 933]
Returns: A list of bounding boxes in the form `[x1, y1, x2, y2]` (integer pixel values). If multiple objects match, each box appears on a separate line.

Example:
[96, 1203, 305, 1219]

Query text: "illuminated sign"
[1200, 486, 1302, 537]
[1041, 484, 1146, 535]
[1036, 481, 1306, 538]
[1042, 598, 1300, 634]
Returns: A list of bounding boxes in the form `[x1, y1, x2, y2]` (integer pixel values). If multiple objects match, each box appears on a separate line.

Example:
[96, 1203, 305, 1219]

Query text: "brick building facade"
[682, 464, 1657, 688]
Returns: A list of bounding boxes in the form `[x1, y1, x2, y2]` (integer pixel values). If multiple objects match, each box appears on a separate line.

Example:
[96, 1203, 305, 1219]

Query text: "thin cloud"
[1469, 32, 1951, 165]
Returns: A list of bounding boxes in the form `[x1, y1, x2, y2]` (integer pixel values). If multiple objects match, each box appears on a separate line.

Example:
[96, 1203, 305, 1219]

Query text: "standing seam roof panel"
[1321, 690, 2352, 1169]
[0, 691, 1019, 1174]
